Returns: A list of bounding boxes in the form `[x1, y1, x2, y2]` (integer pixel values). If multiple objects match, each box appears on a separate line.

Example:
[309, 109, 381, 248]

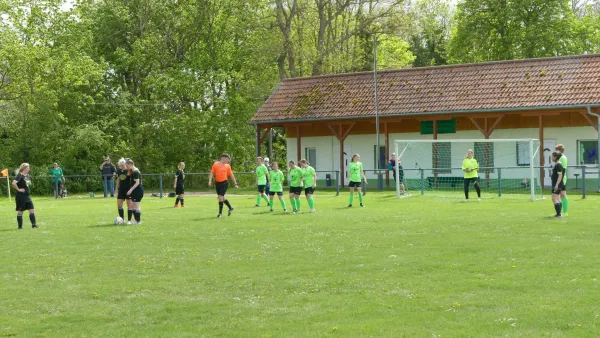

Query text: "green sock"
[308, 197, 315, 210]
[296, 198, 301, 211]
[263, 195, 270, 204]
[279, 199, 287, 210]
[561, 197, 569, 213]
[269, 199, 274, 210]
[290, 198, 296, 210]
[358, 192, 363, 204]
[349, 193, 354, 205]
[256, 194, 261, 205]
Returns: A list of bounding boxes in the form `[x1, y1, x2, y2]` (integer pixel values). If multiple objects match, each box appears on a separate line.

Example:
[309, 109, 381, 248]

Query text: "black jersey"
[552, 162, 565, 186]
[117, 169, 130, 191]
[175, 170, 185, 186]
[15, 174, 30, 195]
[130, 169, 143, 189]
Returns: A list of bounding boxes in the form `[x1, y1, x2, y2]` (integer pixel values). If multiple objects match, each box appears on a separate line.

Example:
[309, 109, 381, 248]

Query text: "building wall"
[287, 126, 598, 184]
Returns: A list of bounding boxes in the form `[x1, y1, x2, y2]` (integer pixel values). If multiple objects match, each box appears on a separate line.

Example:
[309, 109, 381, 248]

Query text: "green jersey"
[349, 161, 363, 182]
[462, 158, 479, 179]
[559, 155, 568, 184]
[303, 166, 316, 187]
[256, 164, 268, 185]
[269, 170, 284, 192]
[50, 167, 63, 183]
[289, 167, 304, 187]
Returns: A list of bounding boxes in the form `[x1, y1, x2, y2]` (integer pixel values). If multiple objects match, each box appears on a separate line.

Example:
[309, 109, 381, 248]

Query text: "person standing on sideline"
[208, 153, 239, 218]
[100, 157, 116, 198]
[49, 163, 65, 198]
[348, 154, 367, 207]
[115, 158, 133, 222]
[300, 159, 317, 213]
[268, 162, 287, 212]
[264, 157, 272, 195]
[288, 160, 304, 214]
[462, 149, 481, 200]
[551, 151, 565, 218]
[555, 144, 569, 216]
[255, 157, 270, 207]
[125, 159, 144, 224]
[12, 163, 37, 229]
[174, 162, 186, 208]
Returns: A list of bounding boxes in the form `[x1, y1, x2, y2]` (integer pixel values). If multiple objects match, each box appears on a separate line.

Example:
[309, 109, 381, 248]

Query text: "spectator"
[388, 153, 405, 194]
[100, 157, 117, 198]
[49, 163, 65, 198]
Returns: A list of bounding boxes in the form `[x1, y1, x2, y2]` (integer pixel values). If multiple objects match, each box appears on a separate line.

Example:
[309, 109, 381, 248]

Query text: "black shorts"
[118, 189, 129, 200]
[349, 181, 362, 188]
[257, 185, 266, 194]
[305, 187, 315, 195]
[130, 188, 144, 202]
[289, 186, 303, 195]
[15, 194, 34, 211]
[552, 183, 566, 195]
[268, 191, 283, 196]
[176, 185, 185, 195]
[464, 177, 479, 185]
[216, 181, 228, 196]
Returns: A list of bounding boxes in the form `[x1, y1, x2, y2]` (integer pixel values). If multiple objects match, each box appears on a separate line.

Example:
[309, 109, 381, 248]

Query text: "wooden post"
[328, 123, 356, 188]
[255, 125, 261, 158]
[384, 122, 389, 187]
[296, 126, 301, 163]
[539, 116, 544, 188]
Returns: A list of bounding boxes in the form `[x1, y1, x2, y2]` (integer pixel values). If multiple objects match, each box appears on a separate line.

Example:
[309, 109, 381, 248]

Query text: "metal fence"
[0, 170, 342, 198]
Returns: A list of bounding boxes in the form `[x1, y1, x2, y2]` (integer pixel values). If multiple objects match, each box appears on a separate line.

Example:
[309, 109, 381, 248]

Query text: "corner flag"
[1, 168, 8, 177]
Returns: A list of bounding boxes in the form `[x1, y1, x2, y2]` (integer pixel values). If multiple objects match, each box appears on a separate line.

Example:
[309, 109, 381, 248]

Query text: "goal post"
[393, 139, 542, 200]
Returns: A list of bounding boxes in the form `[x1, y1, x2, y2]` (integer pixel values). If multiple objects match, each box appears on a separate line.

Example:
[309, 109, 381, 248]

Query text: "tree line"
[0, 0, 599, 177]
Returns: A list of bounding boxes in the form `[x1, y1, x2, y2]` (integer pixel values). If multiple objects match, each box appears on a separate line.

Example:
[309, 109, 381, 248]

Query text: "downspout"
[586, 106, 600, 192]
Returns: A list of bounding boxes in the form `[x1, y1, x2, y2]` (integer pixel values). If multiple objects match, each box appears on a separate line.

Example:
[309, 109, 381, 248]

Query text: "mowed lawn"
[1, 192, 600, 337]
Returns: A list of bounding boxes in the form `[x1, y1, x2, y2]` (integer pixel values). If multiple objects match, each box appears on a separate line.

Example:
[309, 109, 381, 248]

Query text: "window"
[432, 142, 451, 174]
[305, 148, 317, 169]
[578, 140, 599, 165]
[516, 141, 531, 166]
[474, 142, 494, 173]
[420, 119, 457, 135]
[373, 145, 386, 169]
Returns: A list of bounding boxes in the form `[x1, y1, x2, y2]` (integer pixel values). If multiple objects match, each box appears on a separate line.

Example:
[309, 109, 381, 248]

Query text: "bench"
[427, 176, 464, 188]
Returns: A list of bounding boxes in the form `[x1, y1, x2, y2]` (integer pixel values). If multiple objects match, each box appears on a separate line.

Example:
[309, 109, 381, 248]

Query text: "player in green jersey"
[348, 154, 367, 207]
[268, 162, 287, 212]
[462, 149, 481, 200]
[300, 159, 317, 213]
[255, 157, 270, 207]
[555, 144, 569, 215]
[288, 160, 304, 214]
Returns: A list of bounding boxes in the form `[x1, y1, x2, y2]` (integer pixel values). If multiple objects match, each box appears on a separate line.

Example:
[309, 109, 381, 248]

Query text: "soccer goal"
[393, 139, 542, 200]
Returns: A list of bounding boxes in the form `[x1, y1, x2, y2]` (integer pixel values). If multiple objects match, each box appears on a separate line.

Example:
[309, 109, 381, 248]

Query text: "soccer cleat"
[554, 215, 563, 219]
[217, 214, 222, 218]
[360, 203, 364, 208]
[174, 205, 179, 208]
[127, 221, 132, 224]
[347, 204, 352, 208]
[478, 198, 481, 201]
[228, 207, 234, 216]
[132, 221, 140, 225]
[18, 227, 22, 230]
[32, 225, 38, 228]
[255, 205, 260, 208]
[283, 209, 288, 213]
[181, 205, 184, 208]
[309, 209, 316, 213]
[269, 209, 273, 212]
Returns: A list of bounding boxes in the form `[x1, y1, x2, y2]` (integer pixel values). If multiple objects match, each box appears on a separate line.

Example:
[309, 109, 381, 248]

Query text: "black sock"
[219, 201, 224, 214]
[29, 213, 36, 226]
[118, 208, 124, 219]
[180, 198, 184, 205]
[464, 179, 469, 199]
[134, 211, 141, 222]
[128, 209, 134, 221]
[554, 202, 562, 215]
[175, 197, 180, 205]
[17, 215, 23, 228]
[474, 182, 481, 198]
[224, 199, 232, 210]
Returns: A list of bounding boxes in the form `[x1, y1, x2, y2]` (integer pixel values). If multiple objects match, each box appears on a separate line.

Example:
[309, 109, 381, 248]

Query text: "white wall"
[287, 126, 598, 180]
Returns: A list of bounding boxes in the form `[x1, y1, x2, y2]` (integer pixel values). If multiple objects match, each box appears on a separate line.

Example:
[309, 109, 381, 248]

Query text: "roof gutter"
[251, 103, 600, 125]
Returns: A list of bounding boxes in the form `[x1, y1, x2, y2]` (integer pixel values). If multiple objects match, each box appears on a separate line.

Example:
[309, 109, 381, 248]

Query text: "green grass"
[1, 192, 600, 337]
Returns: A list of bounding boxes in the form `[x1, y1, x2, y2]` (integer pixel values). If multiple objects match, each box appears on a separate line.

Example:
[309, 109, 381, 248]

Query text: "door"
[542, 140, 556, 187]
[333, 144, 352, 186]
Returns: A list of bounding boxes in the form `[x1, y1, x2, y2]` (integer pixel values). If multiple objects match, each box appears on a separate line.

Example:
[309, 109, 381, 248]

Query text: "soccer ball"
[114, 217, 124, 225]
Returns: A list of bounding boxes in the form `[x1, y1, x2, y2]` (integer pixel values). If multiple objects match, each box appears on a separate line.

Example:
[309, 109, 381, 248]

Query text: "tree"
[407, 0, 451, 67]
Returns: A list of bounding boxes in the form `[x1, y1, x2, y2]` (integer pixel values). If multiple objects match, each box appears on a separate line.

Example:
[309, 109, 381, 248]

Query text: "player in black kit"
[126, 159, 144, 224]
[115, 158, 133, 222]
[174, 162, 185, 208]
[551, 151, 566, 219]
[12, 163, 37, 229]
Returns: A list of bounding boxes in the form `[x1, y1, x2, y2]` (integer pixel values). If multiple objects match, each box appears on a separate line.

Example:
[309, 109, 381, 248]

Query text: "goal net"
[393, 139, 542, 200]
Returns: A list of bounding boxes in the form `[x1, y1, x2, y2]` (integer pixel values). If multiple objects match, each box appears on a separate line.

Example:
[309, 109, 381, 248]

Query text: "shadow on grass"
[0, 228, 20, 232]
[89, 223, 122, 228]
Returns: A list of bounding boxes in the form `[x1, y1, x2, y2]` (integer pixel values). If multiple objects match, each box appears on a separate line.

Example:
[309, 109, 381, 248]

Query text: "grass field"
[1, 192, 600, 337]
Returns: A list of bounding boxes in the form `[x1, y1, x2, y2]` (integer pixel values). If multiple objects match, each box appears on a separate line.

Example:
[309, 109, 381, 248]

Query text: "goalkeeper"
[462, 149, 481, 200]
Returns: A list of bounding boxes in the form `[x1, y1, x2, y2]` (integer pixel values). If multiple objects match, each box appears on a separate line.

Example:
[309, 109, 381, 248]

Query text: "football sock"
[295, 198, 301, 211]
[349, 193, 354, 205]
[219, 201, 224, 214]
[128, 209, 134, 221]
[263, 195, 270, 203]
[554, 202, 562, 215]
[134, 211, 141, 223]
[290, 198, 296, 210]
[180, 198, 184, 206]
[29, 213, 36, 226]
[464, 181, 469, 199]
[224, 199, 232, 210]
[279, 199, 287, 210]
[358, 193, 363, 204]
[269, 199, 274, 210]
[175, 197, 180, 205]
[17, 215, 23, 228]
[561, 197, 568, 213]
[256, 194, 261, 205]
[474, 182, 481, 198]
[308, 197, 315, 210]
[118, 208, 124, 219]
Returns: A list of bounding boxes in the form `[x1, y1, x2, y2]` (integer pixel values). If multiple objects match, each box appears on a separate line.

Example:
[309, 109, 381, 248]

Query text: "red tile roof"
[252, 54, 600, 123]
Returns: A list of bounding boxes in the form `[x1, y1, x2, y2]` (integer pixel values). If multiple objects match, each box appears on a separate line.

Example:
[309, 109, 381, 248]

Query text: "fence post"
[420, 169, 425, 195]
[362, 176, 367, 196]
[159, 174, 163, 198]
[497, 168, 502, 197]
[335, 170, 340, 196]
[55, 180, 58, 199]
[582, 166, 587, 199]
